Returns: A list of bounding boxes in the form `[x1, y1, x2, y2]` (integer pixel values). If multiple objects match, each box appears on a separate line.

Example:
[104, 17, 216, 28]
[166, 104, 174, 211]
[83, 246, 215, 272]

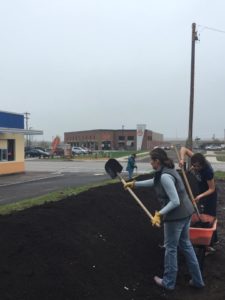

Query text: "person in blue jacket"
[124, 148, 204, 290]
[126, 153, 137, 180]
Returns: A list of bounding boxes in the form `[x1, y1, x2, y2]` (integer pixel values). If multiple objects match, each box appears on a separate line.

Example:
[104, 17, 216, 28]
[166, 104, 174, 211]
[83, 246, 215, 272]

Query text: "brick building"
[64, 127, 163, 151]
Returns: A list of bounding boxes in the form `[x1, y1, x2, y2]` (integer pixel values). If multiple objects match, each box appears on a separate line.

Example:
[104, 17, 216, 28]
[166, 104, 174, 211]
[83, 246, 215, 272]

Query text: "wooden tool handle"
[118, 174, 160, 227]
[173, 145, 201, 218]
[118, 175, 154, 220]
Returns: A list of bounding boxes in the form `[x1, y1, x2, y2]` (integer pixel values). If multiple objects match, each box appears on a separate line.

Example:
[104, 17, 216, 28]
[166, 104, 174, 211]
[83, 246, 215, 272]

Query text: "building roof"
[0, 127, 43, 135]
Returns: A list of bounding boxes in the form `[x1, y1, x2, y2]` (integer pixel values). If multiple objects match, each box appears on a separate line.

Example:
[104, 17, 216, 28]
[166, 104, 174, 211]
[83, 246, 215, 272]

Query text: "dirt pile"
[0, 176, 225, 300]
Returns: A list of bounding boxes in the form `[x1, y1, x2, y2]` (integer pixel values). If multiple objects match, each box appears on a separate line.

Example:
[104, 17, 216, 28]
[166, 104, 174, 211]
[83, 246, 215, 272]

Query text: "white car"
[205, 145, 222, 151]
[72, 147, 86, 155]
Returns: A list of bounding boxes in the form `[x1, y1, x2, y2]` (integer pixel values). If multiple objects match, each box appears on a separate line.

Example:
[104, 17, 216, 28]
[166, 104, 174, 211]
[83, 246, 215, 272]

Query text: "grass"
[68, 150, 148, 160]
[216, 156, 225, 162]
[0, 179, 118, 216]
[215, 171, 225, 180]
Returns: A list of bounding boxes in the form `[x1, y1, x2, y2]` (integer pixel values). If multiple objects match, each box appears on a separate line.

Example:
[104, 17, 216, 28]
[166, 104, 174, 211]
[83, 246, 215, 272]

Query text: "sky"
[1, 0, 225, 142]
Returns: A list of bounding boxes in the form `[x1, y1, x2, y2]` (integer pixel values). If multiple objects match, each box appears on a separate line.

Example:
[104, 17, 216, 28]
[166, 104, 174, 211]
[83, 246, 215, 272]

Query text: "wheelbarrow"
[189, 213, 217, 270]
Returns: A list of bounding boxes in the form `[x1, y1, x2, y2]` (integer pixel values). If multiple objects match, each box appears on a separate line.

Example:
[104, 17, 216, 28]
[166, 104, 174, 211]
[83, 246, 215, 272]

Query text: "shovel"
[105, 158, 156, 224]
[172, 145, 202, 221]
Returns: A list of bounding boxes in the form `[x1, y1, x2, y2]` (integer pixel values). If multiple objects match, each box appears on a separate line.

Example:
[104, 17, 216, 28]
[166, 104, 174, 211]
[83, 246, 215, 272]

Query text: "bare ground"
[0, 175, 224, 300]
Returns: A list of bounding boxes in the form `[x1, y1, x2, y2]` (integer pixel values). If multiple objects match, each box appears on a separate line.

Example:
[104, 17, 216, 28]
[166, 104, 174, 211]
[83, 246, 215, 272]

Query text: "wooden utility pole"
[24, 112, 30, 147]
[187, 23, 198, 150]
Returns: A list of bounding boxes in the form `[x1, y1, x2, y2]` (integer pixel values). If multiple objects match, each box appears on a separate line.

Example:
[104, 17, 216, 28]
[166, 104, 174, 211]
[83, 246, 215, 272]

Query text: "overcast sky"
[1, 0, 225, 142]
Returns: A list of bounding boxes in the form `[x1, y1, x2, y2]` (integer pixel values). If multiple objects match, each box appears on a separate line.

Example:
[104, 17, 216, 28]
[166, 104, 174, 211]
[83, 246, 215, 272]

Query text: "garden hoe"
[105, 158, 159, 227]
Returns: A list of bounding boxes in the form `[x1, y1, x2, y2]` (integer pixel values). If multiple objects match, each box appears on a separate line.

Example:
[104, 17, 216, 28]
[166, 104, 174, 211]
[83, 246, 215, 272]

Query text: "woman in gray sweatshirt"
[124, 148, 204, 290]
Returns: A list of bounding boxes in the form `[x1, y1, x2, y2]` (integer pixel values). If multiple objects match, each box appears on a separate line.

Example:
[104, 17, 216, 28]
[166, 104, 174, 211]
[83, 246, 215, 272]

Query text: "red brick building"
[64, 128, 163, 151]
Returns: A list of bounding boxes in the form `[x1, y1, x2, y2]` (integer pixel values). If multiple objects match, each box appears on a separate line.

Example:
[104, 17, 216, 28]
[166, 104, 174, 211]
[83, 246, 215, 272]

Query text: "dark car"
[25, 149, 50, 158]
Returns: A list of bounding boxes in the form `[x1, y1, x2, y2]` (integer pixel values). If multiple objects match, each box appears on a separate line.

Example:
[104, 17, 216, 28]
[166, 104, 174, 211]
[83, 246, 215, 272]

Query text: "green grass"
[0, 179, 118, 216]
[103, 150, 148, 159]
[71, 150, 147, 159]
[215, 171, 225, 180]
[216, 156, 225, 162]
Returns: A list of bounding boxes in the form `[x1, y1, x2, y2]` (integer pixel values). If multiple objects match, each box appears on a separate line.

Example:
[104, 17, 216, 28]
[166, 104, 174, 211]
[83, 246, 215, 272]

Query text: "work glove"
[151, 211, 161, 227]
[123, 181, 135, 189]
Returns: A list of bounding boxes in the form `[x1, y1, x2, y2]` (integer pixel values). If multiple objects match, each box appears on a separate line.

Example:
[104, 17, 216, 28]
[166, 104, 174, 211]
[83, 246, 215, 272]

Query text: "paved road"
[1, 156, 225, 205]
[0, 172, 109, 205]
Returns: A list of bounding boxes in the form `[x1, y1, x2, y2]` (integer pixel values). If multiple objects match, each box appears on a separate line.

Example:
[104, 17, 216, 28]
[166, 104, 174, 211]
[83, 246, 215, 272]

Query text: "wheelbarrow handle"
[117, 173, 159, 225]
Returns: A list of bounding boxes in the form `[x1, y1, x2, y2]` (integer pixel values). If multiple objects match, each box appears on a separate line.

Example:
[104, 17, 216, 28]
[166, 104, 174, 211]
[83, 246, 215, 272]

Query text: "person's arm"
[194, 178, 216, 202]
[135, 179, 154, 188]
[123, 178, 154, 189]
[179, 146, 194, 167]
[158, 174, 180, 215]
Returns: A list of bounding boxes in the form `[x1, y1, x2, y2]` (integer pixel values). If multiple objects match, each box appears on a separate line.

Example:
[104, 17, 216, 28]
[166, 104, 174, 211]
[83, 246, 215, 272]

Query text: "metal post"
[187, 23, 198, 151]
[24, 112, 30, 147]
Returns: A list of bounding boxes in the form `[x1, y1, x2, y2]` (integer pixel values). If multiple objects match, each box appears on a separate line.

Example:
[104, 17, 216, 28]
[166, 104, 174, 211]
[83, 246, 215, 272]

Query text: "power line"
[198, 24, 225, 35]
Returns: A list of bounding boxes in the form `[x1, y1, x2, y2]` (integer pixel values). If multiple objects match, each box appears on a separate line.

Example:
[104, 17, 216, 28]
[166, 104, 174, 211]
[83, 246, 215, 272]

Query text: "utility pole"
[24, 112, 30, 147]
[187, 23, 198, 150]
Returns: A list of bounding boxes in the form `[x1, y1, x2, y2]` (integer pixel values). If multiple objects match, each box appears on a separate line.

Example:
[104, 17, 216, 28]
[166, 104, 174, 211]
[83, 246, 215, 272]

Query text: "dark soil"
[0, 175, 225, 300]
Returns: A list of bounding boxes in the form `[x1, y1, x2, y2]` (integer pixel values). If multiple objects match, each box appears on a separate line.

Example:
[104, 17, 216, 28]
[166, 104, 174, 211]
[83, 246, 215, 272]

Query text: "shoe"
[189, 280, 205, 289]
[154, 276, 164, 288]
[154, 276, 174, 290]
[205, 246, 216, 256]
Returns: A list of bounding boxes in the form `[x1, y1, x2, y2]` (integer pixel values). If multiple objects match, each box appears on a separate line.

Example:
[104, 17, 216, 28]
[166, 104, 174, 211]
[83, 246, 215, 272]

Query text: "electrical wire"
[198, 24, 225, 35]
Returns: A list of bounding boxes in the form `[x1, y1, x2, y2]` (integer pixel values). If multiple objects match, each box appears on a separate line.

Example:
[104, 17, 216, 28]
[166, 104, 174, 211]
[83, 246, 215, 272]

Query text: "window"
[8, 139, 15, 161]
[0, 149, 8, 161]
[118, 136, 125, 141]
[127, 136, 134, 141]
[0, 139, 15, 161]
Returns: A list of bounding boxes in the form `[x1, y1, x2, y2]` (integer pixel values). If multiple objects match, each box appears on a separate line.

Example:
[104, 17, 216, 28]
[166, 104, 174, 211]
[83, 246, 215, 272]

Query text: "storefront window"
[0, 149, 8, 161]
[0, 139, 15, 161]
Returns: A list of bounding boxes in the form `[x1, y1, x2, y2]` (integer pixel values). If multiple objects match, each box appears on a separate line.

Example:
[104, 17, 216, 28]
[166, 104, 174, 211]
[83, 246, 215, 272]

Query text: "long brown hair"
[191, 153, 208, 168]
[150, 148, 174, 169]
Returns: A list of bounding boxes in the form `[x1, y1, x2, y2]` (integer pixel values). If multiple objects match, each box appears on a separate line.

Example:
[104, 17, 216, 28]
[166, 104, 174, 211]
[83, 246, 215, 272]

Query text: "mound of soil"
[0, 175, 225, 300]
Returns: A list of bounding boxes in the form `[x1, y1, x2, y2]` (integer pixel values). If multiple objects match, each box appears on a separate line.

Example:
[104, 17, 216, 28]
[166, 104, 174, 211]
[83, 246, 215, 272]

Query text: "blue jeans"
[162, 217, 205, 290]
[127, 168, 134, 179]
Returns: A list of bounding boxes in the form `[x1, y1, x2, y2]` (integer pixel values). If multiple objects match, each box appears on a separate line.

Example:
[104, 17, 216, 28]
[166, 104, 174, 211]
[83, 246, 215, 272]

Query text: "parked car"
[25, 149, 50, 158]
[72, 147, 86, 155]
[81, 147, 93, 154]
[153, 145, 171, 150]
[205, 145, 222, 151]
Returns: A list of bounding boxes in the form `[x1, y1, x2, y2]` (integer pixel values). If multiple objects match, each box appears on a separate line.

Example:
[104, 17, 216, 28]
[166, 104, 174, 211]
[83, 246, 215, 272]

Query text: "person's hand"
[193, 195, 201, 204]
[179, 159, 185, 168]
[123, 181, 135, 189]
[151, 211, 161, 227]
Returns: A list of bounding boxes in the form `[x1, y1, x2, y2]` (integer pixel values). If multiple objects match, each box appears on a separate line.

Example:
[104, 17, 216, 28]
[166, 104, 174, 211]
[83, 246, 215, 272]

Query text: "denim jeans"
[127, 169, 134, 180]
[162, 217, 205, 290]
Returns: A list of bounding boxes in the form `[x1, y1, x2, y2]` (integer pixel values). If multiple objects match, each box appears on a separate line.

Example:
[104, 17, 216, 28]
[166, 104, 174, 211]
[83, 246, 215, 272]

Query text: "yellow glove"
[123, 181, 135, 189]
[151, 211, 161, 227]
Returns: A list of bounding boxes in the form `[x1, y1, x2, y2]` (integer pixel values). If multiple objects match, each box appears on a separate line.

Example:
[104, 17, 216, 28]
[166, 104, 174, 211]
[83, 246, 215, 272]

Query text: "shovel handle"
[117, 174, 159, 225]
[173, 145, 201, 219]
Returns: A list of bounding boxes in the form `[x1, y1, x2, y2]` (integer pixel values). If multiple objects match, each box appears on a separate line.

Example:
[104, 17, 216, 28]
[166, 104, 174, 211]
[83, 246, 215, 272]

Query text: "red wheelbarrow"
[189, 213, 217, 270]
